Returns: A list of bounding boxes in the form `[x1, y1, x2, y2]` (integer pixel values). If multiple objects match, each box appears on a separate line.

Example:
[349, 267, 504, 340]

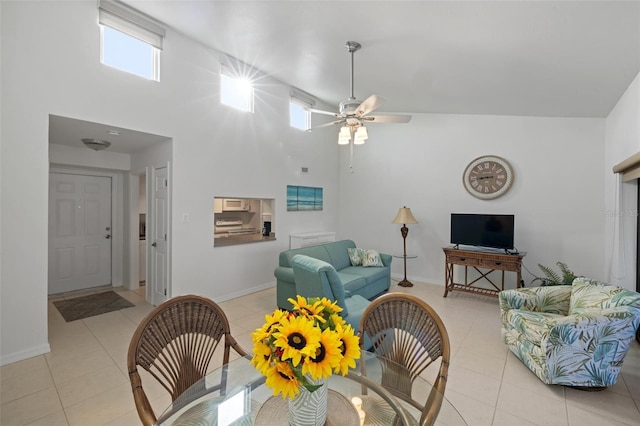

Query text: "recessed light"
[106, 130, 121, 136]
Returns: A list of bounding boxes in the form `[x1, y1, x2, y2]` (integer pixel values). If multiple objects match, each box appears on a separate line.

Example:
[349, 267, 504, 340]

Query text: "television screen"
[450, 213, 515, 250]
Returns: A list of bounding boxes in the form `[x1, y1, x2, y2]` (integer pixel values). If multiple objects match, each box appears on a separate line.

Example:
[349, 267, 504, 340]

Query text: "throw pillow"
[361, 249, 384, 267]
[347, 248, 363, 266]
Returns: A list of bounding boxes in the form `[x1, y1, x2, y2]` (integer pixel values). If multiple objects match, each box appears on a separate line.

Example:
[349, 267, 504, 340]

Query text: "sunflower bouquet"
[251, 295, 361, 399]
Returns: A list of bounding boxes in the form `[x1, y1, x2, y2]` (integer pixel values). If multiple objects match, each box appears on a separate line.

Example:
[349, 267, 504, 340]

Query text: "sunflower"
[302, 327, 343, 380]
[319, 297, 343, 315]
[288, 295, 326, 323]
[273, 315, 321, 367]
[251, 339, 273, 375]
[334, 323, 361, 376]
[328, 313, 347, 329]
[265, 361, 301, 399]
[252, 309, 288, 343]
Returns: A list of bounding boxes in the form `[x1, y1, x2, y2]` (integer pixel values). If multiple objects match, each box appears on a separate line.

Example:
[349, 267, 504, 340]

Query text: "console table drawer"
[479, 258, 519, 271]
[448, 255, 479, 266]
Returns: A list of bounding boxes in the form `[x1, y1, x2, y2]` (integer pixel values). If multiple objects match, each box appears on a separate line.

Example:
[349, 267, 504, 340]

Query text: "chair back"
[127, 295, 247, 426]
[291, 254, 349, 316]
[359, 293, 450, 426]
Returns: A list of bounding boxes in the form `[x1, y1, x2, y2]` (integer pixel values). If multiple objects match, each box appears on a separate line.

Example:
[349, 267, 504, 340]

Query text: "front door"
[49, 173, 112, 294]
[150, 166, 169, 305]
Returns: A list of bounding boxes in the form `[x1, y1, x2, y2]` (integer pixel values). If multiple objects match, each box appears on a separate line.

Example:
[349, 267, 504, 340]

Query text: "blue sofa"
[274, 239, 392, 310]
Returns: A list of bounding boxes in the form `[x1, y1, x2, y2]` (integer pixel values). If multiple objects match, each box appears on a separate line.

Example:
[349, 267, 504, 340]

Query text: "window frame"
[100, 26, 161, 81]
[289, 90, 315, 131]
[98, 0, 164, 81]
[220, 69, 255, 113]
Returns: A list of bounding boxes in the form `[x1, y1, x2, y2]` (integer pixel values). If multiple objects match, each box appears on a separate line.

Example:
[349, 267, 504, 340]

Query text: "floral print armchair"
[499, 278, 640, 388]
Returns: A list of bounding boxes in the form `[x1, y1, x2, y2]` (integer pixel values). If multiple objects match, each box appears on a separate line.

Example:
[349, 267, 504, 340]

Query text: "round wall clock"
[463, 155, 514, 200]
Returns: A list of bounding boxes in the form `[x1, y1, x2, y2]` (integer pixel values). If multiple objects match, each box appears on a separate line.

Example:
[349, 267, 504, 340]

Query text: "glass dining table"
[155, 351, 467, 426]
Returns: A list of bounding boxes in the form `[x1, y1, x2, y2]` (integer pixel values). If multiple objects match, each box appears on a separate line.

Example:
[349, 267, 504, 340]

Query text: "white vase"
[287, 377, 328, 426]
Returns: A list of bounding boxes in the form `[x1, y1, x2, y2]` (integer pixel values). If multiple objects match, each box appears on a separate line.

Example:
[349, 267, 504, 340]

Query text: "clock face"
[463, 155, 514, 200]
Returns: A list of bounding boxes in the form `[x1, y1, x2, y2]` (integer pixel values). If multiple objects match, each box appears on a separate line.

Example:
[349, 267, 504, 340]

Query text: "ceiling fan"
[308, 41, 412, 148]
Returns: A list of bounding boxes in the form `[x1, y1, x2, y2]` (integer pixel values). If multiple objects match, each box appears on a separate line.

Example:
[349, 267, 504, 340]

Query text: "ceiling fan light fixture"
[338, 126, 351, 145]
[82, 138, 111, 151]
[354, 126, 368, 144]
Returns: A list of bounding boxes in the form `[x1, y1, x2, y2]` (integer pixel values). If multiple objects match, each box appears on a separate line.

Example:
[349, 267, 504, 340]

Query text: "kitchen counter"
[214, 234, 276, 247]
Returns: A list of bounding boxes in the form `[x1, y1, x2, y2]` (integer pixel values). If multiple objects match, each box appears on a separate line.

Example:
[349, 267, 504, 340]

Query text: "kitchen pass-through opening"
[213, 197, 275, 247]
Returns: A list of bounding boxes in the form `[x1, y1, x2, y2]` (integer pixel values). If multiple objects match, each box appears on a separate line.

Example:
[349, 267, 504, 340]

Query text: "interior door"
[49, 173, 112, 294]
[150, 166, 169, 305]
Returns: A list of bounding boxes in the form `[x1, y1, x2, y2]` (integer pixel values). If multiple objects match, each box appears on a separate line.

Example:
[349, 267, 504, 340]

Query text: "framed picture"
[287, 185, 323, 211]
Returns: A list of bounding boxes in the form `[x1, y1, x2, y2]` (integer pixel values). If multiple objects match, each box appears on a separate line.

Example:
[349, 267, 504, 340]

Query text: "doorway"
[48, 172, 112, 294]
[49, 115, 173, 301]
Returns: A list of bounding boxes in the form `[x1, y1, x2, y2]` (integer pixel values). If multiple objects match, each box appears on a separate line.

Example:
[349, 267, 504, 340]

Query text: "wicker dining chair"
[359, 292, 451, 426]
[127, 295, 248, 426]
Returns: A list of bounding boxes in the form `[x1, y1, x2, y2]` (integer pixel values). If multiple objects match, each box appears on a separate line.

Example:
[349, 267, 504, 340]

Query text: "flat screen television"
[450, 213, 515, 251]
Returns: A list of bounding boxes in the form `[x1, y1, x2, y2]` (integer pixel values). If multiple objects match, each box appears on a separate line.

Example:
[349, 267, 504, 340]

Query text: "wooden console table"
[443, 247, 526, 298]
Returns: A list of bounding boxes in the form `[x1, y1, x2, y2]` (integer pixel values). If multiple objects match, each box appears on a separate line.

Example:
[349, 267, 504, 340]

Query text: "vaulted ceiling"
[123, 0, 640, 118]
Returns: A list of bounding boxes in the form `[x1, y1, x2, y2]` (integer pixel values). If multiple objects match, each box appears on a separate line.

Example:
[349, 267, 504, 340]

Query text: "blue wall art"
[287, 185, 323, 211]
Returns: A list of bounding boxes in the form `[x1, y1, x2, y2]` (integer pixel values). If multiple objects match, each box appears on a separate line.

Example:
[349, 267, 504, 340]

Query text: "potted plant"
[534, 262, 577, 286]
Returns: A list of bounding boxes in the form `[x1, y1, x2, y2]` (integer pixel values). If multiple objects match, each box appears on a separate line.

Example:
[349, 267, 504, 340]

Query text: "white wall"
[0, 1, 338, 364]
[605, 72, 640, 291]
[338, 114, 606, 288]
[49, 143, 131, 171]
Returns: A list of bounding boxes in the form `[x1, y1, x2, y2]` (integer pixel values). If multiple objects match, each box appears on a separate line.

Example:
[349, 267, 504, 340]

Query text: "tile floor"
[1, 282, 639, 425]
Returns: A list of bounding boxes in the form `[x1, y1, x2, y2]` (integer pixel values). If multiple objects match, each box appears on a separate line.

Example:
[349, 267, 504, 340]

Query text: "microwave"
[222, 198, 250, 212]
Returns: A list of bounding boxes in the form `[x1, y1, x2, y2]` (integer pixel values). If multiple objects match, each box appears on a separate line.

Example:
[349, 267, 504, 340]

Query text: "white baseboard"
[214, 282, 276, 303]
[390, 273, 444, 286]
[1, 343, 51, 367]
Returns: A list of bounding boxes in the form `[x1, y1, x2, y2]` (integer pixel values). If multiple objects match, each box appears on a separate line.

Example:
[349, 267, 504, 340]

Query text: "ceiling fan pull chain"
[349, 139, 354, 173]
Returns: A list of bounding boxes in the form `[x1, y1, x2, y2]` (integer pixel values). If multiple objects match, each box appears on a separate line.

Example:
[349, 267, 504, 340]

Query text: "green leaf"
[537, 262, 577, 285]
[302, 383, 323, 393]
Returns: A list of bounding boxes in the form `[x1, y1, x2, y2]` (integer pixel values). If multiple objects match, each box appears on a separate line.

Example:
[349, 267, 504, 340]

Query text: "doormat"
[53, 291, 135, 322]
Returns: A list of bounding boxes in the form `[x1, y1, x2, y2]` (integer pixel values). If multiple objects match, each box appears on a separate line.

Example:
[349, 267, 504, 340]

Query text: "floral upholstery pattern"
[500, 278, 640, 387]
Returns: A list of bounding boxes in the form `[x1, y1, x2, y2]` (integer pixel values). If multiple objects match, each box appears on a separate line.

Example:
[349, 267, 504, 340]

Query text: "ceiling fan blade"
[307, 108, 340, 117]
[309, 119, 345, 130]
[363, 114, 412, 124]
[355, 95, 385, 117]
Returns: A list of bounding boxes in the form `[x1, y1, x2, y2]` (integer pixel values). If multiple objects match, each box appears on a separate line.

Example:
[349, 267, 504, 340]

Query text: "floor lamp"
[392, 206, 418, 287]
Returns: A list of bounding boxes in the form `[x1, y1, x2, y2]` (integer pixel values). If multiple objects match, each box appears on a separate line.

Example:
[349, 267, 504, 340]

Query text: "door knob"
[105, 235, 111, 239]
[152, 242, 157, 247]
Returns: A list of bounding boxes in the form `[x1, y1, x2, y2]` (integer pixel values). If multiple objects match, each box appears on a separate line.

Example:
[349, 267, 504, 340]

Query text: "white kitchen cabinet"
[289, 231, 336, 249]
[139, 240, 146, 283]
[213, 198, 223, 213]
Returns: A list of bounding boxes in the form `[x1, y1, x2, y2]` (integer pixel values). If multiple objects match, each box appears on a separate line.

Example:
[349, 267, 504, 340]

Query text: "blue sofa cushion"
[325, 239, 356, 270]
[337, 272, 367, 294]
[341, 265, 390, 283]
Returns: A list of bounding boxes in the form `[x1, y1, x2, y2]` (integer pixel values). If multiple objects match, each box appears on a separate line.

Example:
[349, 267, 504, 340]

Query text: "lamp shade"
[354, 126, 368, 145]
[392, 206, 418, 224]
[338, 126, 351, 145]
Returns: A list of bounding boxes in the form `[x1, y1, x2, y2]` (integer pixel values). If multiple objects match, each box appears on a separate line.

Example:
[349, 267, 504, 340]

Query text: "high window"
[98, 0, 165, 81]
[220, 73, 255, 112]
[290, 91, 314, 130]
